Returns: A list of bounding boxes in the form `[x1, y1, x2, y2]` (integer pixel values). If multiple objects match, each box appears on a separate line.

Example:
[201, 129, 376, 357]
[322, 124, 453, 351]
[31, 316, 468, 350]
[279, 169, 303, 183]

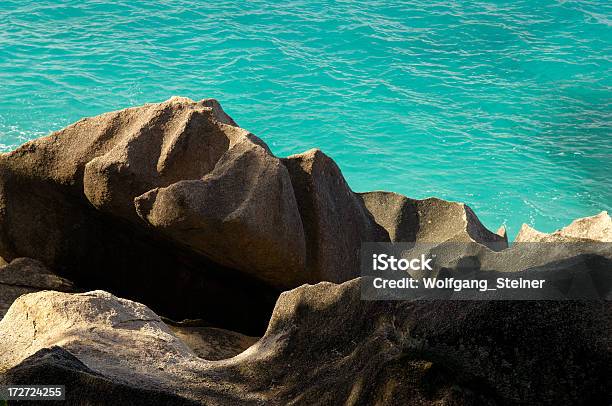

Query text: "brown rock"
[282, 149, 389, 283]
[0, 258, 74, 319]
[496, 225, 507, 240]
[559, 211, 611, 241]
[515, 211, 612, 243]
[360, 191, 507, 249]
[514, 223, 549, 242]
[3, 97, 607, 341]
[1, 96, 305, 289]
[0, 347, 201, 406]
[166, 322, 258, 361]
[2, 282, 610, 405]
[82, 97, 240, 222]
[0, 97, 292, 334]
[135, 134, 306, 289]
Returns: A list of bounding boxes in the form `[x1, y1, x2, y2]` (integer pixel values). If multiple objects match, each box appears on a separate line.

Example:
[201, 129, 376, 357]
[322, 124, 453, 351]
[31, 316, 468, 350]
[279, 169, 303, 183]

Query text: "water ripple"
[0, 0, 610, 239]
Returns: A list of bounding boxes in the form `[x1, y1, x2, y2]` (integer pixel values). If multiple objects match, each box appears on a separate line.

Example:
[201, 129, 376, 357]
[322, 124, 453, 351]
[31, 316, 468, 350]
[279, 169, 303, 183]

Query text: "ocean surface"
[0, 1, 610, 240]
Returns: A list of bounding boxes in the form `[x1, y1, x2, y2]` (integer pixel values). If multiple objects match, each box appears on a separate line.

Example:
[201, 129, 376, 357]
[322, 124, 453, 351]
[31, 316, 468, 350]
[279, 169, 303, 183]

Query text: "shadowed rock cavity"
[164, 319, 258, 361]
[0, 190, 278, 334]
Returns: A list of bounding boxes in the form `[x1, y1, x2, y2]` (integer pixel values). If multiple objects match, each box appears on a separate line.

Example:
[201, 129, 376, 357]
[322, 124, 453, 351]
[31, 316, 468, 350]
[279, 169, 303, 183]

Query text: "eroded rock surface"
[167, 323, 258, 361]
[1, 99, 609, 405]
[516, 211, 612, 243]
[0, 98, 301, 333]
[135, 133, 306, 289]
[0, 98, 514, 333]
[1, 284, 610, 405]
[0, 97, 305, 292]
[0, 347, 200, 406]
[0, 258, 74, 319]
[282, 149, 390, 283]
[360, 191, 507, 249]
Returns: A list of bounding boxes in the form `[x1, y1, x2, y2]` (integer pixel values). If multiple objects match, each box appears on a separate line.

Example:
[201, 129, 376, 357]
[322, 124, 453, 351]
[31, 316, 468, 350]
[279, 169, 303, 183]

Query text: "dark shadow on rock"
[0, 347, 200, 406]
[0, 175, 278, 336]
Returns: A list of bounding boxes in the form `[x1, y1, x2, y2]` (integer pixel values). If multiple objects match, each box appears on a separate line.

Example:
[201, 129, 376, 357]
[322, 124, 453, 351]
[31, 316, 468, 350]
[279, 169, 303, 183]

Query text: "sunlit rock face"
[516, 211, 611, 242]
[360, 191, 508, 248]
[0, 258, 74, 319]
[0, 98, 306, 333]
[0, 97, 306, 289]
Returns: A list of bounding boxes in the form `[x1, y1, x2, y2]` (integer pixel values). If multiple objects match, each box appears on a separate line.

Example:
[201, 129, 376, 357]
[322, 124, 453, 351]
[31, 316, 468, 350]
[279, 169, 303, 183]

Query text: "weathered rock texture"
[0, 98, 305, 287]
[1, 286, 610, 405]
[130, 111, 307, 289]
[360, 191, 507, 249]
[282, 149, 389, 283]
[0, 97, 303, 333]
[165, 321, 258, 361]
[1, 98, 609, 405]
[0, 258, 74, 319]
[516, 211, 611, 243]
[0, 347, 200, 406]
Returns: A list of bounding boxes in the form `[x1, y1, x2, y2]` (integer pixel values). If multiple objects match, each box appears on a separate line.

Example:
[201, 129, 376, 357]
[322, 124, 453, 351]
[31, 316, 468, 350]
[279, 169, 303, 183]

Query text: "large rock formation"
[0, 97, 305, 288]
[1, 285, 610, 405]
[133, 135, 306, 289]
[0, 98, 306, 333]
[0, 97, 508, 334]
[1, 98, 609, 405]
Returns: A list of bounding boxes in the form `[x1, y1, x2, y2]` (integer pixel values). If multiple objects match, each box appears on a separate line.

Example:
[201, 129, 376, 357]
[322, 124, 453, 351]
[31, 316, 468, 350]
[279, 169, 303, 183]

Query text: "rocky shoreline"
[0, 97, 610, 405]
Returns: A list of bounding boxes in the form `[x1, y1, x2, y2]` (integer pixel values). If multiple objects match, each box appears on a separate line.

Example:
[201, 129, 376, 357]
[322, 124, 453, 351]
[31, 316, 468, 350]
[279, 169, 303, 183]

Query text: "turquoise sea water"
[0, 1, 610, 239]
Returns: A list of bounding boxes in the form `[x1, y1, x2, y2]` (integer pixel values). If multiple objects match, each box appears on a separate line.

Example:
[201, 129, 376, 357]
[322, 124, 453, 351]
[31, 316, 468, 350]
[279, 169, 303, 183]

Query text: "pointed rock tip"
[514, 223, 547, 242]
[288, 148, 324, 159]
[165, 96, 196, 104]
[156, 96, 236, 126]
[559, 210, 611, 241]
